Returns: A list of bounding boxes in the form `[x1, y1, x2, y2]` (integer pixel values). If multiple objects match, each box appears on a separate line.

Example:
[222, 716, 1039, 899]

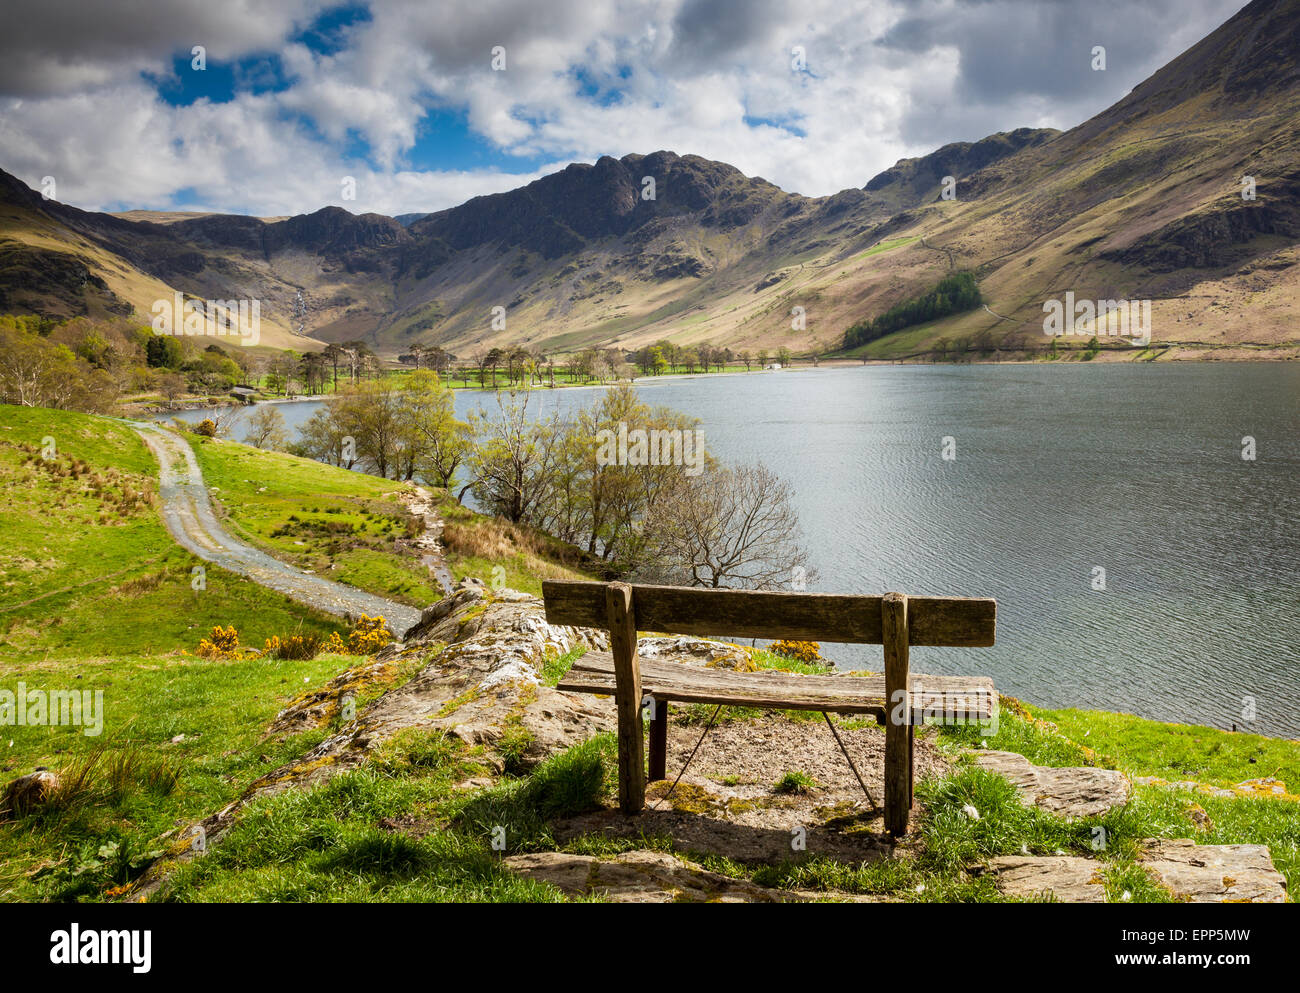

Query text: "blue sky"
[0, 0, 1247, 217]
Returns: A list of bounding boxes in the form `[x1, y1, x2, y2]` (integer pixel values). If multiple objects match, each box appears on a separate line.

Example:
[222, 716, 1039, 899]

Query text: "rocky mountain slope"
[2, 0, 1298, 360]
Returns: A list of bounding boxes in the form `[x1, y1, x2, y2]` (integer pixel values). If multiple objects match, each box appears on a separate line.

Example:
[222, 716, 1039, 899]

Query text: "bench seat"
[557, 651, 995, 722]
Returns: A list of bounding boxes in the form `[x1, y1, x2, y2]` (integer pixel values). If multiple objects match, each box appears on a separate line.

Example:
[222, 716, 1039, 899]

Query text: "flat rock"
[1141, 838, 1288, 903]
[1134, 775, 1298, 800]
[972, 750, 1131, 818]
[982, 855, 1107, 903]
[0, 769, 60, 819]
[984, 841, 1289, 903]
[503, 850, 884, 903]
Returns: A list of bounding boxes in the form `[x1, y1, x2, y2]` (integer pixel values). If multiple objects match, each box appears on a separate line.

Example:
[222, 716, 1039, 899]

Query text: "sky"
[0, 0, 1248, 218]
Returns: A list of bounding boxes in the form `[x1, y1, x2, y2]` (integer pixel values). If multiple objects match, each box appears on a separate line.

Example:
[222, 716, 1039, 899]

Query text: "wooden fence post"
[606, 582, 645, 813]
[882, 592, 912, 835]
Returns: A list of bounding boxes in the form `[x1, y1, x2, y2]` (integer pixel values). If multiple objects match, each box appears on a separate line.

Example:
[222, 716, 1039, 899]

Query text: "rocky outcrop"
[981, 855, 1107, 903]
[1139, 839, 1288, 903]
[971, 749, 1132, 819]
[863, 127, 1059, 205]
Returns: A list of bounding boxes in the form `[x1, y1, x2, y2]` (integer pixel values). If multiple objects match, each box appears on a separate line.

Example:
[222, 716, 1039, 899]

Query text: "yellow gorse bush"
[346, 614, 393, 655]
[321, 616, 394, 656]
[769, 639, 823, 664]
[196, 624, 240, 659]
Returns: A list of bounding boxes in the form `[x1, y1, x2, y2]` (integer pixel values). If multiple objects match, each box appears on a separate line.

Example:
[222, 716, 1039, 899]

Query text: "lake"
[159, 363, 1300, 736]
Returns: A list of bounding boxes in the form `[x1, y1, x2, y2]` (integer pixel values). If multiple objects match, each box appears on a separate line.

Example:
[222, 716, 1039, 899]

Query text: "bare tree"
[159, 372, 187, 401]
[242, 405, 290, 450]
[646, 462, 813, 589]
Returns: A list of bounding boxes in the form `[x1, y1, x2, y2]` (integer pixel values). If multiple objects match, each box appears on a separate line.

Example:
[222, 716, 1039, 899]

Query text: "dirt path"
[129, 420, 421, 635]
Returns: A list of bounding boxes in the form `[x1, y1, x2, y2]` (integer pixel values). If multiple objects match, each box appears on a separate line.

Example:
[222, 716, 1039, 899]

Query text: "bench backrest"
[541, 580, 996, 648]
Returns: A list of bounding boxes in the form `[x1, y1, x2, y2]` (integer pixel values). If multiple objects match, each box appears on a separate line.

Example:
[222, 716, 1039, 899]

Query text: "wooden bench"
[542, 580, 997, 835]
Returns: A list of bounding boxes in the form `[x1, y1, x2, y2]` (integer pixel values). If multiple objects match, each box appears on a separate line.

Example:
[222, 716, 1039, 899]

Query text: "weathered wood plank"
[542, 580, 995, 647]
[606, 583, 644, 814]
[882, 592, 911, 836]
[556, 652, 995, 720]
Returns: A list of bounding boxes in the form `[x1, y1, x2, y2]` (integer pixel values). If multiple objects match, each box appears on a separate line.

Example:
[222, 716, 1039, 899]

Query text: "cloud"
[0, 0, 1248, 215]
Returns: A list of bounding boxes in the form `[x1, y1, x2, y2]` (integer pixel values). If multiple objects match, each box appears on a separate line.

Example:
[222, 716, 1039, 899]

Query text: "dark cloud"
[876, 0, 1245, 145]
[0, 0, 325, 96]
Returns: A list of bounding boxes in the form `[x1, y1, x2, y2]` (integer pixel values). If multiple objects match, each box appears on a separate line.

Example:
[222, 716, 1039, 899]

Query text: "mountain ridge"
[2, 0, 1299, 359]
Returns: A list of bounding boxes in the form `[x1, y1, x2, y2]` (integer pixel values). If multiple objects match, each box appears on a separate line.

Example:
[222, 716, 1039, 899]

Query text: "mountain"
[863, 127, 1059, 209]
[2, 0, 1298, 360]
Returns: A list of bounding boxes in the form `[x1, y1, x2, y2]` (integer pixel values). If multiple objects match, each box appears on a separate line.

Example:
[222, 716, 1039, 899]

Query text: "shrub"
[196, 624, 240, 659]
[265, 633, 325, 660]
[769, 639, 822, 664]
[194, 418, 218, 438]
[346, 615, 394, 655]
[323, 616, 395, 656]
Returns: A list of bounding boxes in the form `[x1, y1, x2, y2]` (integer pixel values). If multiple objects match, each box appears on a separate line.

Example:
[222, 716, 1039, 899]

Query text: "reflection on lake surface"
[160, 363, 1300, 735]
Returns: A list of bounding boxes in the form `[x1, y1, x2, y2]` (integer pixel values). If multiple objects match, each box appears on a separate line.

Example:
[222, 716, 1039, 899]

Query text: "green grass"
[1019, 704, 1300, 789]
[0, 647, 354, 900]
[0, 406, 346, 659]
[539, 645, 587, 687]
[849, 235, 920, 262]
[932, 699, 1300, 896]
[159, 732, 617, 902]
[189, 436, 444, 607]
[773, 770, 817, 795]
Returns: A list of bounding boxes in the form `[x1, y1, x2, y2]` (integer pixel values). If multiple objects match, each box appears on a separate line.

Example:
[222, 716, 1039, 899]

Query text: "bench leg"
[882, 592, 912, 836]
[884, 716, 913, 835]
[607, 583, 645, 814]
[648, 699, 668, 782]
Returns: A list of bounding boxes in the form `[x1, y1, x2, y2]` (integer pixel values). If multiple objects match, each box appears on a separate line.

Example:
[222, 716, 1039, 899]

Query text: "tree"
[242, 406, 290, 450]
[739, 350, 752, 372]
[842, 271, 982, 350]
[331, 378, 407, 478]
[159, 372, 187, 401]
[466, 391, 565, 522]
[299, 351, 328, 394]
[322, 342, 345, 392]
[145, 334, 184, 369]
[404, 370, 473, 489]
[293, 408, 353, 468]
[646, 462, 813, 589]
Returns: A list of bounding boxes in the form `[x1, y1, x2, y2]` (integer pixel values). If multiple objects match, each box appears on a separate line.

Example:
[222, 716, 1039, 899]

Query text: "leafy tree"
[467, 391, 565, 523]
[145, 334, 184, 369]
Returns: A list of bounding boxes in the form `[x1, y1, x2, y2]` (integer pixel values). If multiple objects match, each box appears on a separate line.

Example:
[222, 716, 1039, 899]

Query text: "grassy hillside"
[0, 405, 593, 900]
[0, 406, 343, 658]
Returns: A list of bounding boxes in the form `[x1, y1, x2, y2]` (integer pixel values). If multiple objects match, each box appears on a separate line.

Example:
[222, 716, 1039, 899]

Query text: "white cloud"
[0, 0, 1248, 216]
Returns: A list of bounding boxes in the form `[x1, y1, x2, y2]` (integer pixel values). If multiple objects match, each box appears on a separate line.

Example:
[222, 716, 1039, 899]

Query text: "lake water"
[160, 364, 1300, 736]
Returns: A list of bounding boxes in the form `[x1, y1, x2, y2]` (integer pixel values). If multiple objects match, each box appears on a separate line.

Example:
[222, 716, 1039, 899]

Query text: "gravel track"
[129, 420, 421, 635]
